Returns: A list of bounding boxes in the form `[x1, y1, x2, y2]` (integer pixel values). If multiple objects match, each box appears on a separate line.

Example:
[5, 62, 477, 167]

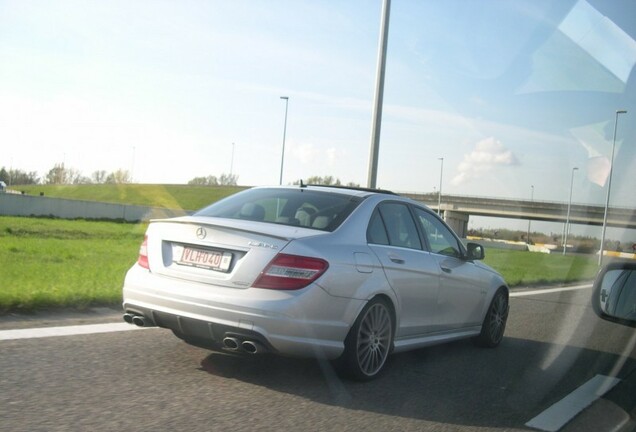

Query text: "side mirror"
[465, 242, 485, 261]
[592, 262, 636, 328]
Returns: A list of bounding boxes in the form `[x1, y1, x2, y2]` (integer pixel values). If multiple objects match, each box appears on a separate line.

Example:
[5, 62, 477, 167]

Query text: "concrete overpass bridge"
[401, 193, 636, 238]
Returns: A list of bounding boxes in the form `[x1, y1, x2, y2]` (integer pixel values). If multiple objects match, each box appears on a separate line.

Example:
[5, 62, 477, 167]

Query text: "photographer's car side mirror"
[592, 262, 636, 328]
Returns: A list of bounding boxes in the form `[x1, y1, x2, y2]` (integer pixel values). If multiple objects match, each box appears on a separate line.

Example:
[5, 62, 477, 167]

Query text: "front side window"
[414, 208, 462, 258]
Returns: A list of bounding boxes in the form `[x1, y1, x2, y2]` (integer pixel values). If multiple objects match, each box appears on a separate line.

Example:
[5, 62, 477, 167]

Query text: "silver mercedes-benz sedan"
[122, 185, 509, 380]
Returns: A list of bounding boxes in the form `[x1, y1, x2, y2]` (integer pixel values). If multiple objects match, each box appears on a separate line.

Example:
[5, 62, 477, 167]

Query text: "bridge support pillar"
[442, 210, 469, 238]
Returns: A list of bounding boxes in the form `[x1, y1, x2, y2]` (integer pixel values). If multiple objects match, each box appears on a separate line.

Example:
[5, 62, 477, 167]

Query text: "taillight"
[252, 253, 329, 290]
[137, 235, 149, 269]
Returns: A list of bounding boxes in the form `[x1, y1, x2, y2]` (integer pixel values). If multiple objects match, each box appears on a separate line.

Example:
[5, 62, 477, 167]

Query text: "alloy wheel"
[356, 302, 392, 377]
[488, 292, 508, 344]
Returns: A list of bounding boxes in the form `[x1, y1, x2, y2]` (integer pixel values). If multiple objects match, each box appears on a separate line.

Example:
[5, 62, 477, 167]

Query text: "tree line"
[292, 176, 360, 187]
[0, 164, 132, 185]
[187, 174, 358, 187]
[2, 164, 354, 188]
[0, 164, 239, 186]
[187, 173, 239, 186]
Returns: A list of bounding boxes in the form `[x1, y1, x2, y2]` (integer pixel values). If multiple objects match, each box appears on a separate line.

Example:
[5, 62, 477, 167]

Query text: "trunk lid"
[144, 216, 327, 289]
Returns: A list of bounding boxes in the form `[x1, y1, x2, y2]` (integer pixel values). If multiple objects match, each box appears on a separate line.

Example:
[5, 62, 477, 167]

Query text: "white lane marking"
[525, 374, 621, 432]
[510, 284, 592, 298]
[0, 322, 149, 341]
[0, 283, 593, 340]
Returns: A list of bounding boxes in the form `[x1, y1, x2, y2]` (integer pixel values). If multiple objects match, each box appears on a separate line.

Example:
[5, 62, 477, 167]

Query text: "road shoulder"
[0, 306, 123, 330]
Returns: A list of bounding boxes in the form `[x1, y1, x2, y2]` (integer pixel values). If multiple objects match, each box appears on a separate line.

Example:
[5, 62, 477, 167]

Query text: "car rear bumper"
[122, 265, 363, 359]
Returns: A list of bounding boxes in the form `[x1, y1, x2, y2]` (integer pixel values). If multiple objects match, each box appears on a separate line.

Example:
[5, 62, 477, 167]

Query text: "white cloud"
[451, 137, 519, 185]
[291, 142, 320, 165]
[326, 147, 338, 166]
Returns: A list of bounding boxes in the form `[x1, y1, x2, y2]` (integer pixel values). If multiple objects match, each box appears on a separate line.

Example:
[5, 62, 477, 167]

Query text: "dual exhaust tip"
[223, 337, 264, 354]
[123, 312, 154, 328]
[123, 313, 265, 354]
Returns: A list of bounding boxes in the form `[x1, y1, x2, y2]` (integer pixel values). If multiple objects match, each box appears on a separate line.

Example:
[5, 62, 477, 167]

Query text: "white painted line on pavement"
[0, 322, 149, 341]
[0, 283, 593, 341]
[510, 284, 592, 298]
[525, 374, 621, 432]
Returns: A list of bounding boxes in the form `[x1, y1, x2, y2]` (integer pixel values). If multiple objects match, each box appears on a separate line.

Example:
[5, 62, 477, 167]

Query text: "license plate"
[177, 246, 232, 272]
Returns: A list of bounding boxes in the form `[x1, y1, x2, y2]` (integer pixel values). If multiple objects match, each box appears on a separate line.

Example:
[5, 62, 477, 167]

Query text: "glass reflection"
[600, 269, 636, 320]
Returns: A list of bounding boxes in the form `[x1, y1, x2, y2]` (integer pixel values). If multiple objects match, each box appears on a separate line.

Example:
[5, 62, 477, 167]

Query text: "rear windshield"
[195, 188, 363, 232]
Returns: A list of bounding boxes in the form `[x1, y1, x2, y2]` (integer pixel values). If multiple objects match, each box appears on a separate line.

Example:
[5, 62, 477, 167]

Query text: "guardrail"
[0, 193, 191, 222]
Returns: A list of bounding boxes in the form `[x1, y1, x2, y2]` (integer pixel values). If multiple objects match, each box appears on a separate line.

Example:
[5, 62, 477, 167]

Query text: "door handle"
[441, 266, 452, 274]
[388, 254, 405, 264]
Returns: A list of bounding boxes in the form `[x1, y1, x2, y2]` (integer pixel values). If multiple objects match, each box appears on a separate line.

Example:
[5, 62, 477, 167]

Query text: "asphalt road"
[1, 286, 635, 432]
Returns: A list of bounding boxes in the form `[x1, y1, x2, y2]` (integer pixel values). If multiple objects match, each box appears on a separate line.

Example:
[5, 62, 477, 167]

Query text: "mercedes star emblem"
[196, 227, 207, 239]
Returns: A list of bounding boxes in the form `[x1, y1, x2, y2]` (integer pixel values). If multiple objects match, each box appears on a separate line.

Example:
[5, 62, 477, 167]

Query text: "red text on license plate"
[179, 247, 231, 271]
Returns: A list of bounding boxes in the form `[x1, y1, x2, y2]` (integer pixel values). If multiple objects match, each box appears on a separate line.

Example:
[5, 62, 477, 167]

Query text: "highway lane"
[1, 287, 635, 432]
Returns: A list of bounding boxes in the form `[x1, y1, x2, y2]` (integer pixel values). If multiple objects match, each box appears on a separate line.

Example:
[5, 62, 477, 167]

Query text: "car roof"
[268, 183, 398, 198]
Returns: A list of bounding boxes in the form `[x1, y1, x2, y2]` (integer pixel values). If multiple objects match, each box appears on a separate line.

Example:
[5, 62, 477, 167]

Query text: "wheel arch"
[483, 282, 509, 312]
[345, 292, 398, 336]
[371, 293, 397, 324]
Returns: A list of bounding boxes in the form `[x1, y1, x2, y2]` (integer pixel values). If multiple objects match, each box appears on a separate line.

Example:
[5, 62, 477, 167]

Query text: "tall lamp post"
[598, 109, 627, 266]
[131, 146, 136, 182]
[526, 185, 534, 245]
[563, 167, 578, 255]
[230, 142, 235, 176]
[279, 96, 289, 185]
[437, 157, 444, 216]
[367, 0, 391, 189]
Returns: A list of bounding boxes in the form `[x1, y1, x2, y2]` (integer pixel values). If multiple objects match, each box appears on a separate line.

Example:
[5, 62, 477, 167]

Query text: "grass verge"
[14, 184, 245, 211]
[0, 216, 599, 313]
[483, 248, 598, 287]
[0, 217, 145, 313]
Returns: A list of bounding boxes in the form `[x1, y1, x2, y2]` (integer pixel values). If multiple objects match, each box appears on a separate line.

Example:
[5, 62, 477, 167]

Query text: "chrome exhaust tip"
[122, 313, 135, 324]
[223, 337, 240, 350]
[131, 315, 153, 327]
[241, 340, 264, 354]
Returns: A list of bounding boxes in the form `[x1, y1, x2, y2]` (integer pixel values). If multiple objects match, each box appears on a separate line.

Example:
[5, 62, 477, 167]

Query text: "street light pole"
[367, 0, 391, 189]
[437, 157, 444, 216]
[279, 96, 289, 185]
[526, 185, 534, 245]
[598, 109, 627, 266]
[230, 142, 235, 176]
[563, 167, 578, 255]
[131, 146, 136, 183]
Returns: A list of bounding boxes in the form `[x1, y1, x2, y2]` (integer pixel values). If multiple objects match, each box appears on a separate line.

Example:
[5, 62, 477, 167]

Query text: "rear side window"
[367, 211, 389, 245]
[195, 188, 362, 232]
[368, 203, 422, 250]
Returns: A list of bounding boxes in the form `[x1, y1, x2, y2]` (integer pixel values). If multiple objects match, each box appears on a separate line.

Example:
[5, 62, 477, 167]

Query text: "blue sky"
[1, 0, 634, 236]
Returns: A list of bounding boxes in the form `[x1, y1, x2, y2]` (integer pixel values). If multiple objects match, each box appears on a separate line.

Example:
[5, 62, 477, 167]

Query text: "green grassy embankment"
[14, 184, 246, 211]
[482, 248, 598, 287]
[0, 217, 145, 312]
[1, 185, 600, 311]
[1, 215, 599, 313]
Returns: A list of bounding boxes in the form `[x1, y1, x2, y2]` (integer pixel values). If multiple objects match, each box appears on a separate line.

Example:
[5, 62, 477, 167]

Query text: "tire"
[475, 289, 509, 348]
[339, 298, 394, 381]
